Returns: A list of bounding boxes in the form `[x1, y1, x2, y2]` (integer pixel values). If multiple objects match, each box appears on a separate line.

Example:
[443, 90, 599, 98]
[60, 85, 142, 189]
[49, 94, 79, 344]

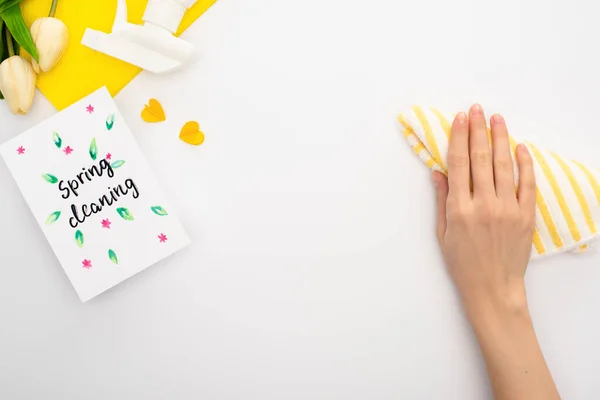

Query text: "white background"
[1, 0, 599, 398]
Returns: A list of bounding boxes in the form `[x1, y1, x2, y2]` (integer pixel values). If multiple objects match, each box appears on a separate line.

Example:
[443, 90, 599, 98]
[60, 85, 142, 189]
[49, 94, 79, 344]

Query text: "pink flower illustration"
[105, 153, 112, 160]
[158, 233, 168, 243]
[16, 146, 25, 155]
[101, 219, 111, 229]
[82, 259, 92, 269]
[86, 104, 94, 114]
[63, 146, 73, 155]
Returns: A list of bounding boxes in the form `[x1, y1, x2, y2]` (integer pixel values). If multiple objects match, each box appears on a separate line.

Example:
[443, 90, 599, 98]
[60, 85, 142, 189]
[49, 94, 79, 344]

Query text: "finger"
[469, 104, 495, 197]
[490, 114, 516, 200]
[432, 171, 449, 244]
[447, 112, 470, 198]
[516, 144, 536, 213]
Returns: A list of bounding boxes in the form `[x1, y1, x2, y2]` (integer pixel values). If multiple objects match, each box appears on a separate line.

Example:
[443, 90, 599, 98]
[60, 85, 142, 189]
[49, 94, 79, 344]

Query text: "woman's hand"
[432, 104, 560, 400]
[432, 104, 535, 314]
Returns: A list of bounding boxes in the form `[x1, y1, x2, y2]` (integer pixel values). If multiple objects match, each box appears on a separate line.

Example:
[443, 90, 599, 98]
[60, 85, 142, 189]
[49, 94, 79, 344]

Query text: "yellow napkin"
[399, 106, 600, 259]
[22, 0, 217, 110]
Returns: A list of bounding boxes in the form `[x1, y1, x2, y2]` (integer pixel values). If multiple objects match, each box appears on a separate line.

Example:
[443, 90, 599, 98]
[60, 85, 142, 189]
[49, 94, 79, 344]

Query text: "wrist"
[462, 282, 530, 329]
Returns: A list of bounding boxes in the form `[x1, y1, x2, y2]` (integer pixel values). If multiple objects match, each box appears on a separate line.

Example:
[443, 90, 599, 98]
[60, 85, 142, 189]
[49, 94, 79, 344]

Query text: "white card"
[0, 87, 190, 302]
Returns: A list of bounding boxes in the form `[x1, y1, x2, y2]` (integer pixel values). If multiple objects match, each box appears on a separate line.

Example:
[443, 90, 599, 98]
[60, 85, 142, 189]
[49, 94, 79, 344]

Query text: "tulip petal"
[0, 56, 36, 114]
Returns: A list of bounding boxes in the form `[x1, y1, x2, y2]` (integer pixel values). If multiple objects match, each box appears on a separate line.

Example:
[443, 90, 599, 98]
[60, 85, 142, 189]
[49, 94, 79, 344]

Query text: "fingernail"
[432, 171, 441, 186]
[455, 112, 467, 124]
[491, 114, 504, 124]
[517, 143, 530, 156]
[471, 104, 483, 116]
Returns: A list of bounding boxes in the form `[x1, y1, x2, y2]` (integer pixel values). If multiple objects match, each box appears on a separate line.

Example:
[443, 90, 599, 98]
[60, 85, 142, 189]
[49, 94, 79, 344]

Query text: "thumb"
[432, 171, 449, 244]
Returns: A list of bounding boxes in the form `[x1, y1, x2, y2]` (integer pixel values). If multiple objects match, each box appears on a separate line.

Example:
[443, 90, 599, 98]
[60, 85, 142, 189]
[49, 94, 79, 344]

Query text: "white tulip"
[30, 17, 69, 73]
[0, 56, 37, 115]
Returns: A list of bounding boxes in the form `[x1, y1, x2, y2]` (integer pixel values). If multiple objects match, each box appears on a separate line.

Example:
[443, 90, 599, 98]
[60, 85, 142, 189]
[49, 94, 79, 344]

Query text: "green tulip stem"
[49, 0, 59, 18]
[5, 25, 14, 57]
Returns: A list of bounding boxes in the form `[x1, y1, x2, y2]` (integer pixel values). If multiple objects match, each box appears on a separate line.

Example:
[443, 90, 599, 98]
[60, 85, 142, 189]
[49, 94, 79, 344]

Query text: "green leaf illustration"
[41, 173, 58, 184]
[75, 230, 84, 248]
[45, 211, 61, 225]
[89, 138, 97, 160]
[116, 207, 134, 221]
[52, 131, 62, 149]
[106, 114, 115, 130]
[111, 160, 126, 169]
[108, 249, 118, 265]
[151, 206, 168, 216]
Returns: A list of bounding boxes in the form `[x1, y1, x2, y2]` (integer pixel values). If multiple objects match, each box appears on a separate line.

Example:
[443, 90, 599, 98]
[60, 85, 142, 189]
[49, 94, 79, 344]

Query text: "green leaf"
[110, 160, 125, 169]
[108, 249, 118, 265]
[151, 206, 168, 216]
[89, 138, 97, 160]
[0, 18, 3, 94]
[11, 32, 18, 56]
[0, 19, 5, 62]
[45, 211, 61, 225]
[1, 4, 39, 62]
[0, 16, 4, 100]
[1, 19, 8, 99]
[106, 114, 115, 130]
[116, 207, 134, 221]
[41, 173, 58, 184]
[0, 0, 23, 15]
[75, 230, 84, 248]
[0, 17, 4, 97]
[52, 131, 62, 149]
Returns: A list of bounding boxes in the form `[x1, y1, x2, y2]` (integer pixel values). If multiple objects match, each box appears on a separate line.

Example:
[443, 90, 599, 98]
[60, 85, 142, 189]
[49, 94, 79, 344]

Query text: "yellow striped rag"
[399, 106, 600, 260]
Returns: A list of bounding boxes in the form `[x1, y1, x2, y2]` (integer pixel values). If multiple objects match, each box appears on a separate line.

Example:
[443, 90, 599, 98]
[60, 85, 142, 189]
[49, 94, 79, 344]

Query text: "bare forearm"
[466, 292, 560, 400]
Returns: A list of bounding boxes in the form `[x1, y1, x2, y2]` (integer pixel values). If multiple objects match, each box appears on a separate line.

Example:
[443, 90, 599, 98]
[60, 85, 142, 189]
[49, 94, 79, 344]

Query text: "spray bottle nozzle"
[143, 0, 188, 34]
[81, 0, 197, 74]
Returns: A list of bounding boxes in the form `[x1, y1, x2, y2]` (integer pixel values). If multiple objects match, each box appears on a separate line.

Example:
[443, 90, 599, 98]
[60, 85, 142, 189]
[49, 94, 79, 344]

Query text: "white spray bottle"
[82, 0, 199, 74]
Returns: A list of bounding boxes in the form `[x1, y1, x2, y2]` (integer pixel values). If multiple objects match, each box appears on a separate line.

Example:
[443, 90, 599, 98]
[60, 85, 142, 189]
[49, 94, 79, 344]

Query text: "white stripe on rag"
[399, 106, 600, 260]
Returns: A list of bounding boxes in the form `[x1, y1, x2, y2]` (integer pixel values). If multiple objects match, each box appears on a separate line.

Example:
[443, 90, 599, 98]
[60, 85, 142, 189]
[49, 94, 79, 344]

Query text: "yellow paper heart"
[179, 121, 205, 146]
[141, 99, 166, 123]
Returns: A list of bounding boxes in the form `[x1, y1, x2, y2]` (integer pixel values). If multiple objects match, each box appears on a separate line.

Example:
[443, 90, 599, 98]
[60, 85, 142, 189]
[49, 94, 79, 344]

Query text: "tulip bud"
[0, 56, 37, 115]
[30, 17, 69, 73]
